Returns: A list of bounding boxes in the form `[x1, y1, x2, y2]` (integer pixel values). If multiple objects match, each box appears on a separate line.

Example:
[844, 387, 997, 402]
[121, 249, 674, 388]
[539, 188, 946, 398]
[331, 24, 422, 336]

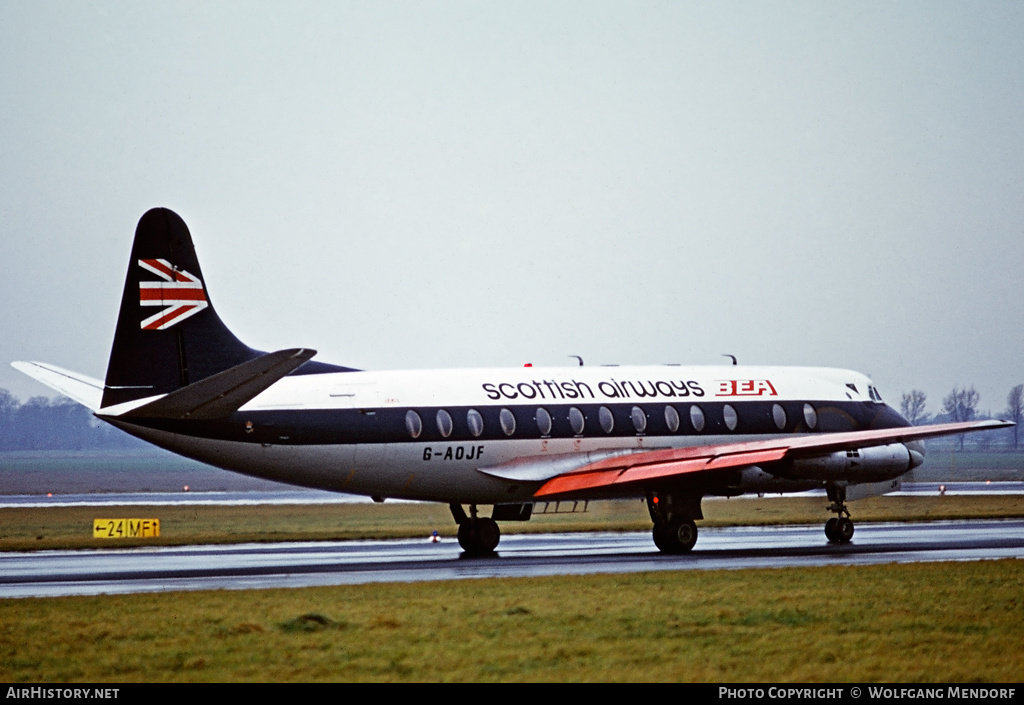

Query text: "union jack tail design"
[138, 258, 209, 330]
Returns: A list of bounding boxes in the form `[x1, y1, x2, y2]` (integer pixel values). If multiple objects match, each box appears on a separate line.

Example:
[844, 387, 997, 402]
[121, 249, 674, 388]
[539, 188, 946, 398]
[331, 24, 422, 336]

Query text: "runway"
[3, 518, 1023, 599]
[2, 482, 1021, 508]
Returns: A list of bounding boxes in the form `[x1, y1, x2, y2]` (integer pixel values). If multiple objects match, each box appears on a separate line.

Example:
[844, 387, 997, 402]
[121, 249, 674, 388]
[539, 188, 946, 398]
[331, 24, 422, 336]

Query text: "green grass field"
[3, 451, 1023, 682]
[2, 497, 1023, 682]
[3, 494, 1024, 551]
[2, 561, 1021, 682]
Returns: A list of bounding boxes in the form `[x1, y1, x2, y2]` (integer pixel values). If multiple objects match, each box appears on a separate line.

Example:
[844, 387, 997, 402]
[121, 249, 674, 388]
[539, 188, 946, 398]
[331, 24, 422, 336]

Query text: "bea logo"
[716, 379, 777, 397]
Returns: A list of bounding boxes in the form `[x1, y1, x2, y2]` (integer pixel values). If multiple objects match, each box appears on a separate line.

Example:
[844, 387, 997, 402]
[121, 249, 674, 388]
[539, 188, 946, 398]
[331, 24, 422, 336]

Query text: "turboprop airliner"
[13, 208, 1012, 556]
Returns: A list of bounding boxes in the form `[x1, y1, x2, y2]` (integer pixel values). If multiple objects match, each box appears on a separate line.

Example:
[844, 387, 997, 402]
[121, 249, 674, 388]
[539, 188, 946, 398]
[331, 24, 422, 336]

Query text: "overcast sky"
[2, 1, 1022, 418]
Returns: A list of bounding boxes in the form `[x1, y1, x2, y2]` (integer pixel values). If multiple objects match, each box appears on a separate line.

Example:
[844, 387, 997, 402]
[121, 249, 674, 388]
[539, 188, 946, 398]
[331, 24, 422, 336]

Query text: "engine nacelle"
[779, 443, 920, 482]
[726, 466, 821, 495]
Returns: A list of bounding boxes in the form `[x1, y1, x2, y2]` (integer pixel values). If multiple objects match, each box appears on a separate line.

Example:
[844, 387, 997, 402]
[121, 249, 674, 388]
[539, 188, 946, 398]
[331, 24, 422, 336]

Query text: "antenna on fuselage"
[569, 355, 584, 366]
[723, 354, 737, 365]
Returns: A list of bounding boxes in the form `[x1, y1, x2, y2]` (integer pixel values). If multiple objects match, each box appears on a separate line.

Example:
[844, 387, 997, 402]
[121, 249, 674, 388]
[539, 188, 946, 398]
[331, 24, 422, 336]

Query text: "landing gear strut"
[647, 491, 701, 554]
[824, 484, 854, 544]
[450, 504, 500, 556]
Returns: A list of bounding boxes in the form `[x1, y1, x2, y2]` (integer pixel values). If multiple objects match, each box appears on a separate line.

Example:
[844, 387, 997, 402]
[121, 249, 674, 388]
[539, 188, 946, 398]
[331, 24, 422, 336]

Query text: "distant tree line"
[900, 383, 1024, 451]
[0, 390, 144, 451]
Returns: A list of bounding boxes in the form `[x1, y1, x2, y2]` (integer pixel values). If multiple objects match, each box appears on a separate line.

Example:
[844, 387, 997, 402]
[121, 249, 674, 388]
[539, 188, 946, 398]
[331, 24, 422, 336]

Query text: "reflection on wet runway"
[3, 519, 1023, 599]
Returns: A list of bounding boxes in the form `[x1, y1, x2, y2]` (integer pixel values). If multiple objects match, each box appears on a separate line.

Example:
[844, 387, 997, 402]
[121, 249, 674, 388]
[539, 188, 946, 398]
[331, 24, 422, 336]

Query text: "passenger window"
[405, 410, 422, 439]
[690, 405, 705, 432]
[499, 408, 516, 436]
[803, 403, 818, 430]
[631, 406, 647, 434]
[467, 409, 484, 438]
[772, 403, 787, 431]
[664, 405, 680, 433]
[723, 404, 738, 431]
[568, 407, 585, 435]
[436, 409, 453, 438]
[599, 406, 614, 434]
[536, 407, 552, 436]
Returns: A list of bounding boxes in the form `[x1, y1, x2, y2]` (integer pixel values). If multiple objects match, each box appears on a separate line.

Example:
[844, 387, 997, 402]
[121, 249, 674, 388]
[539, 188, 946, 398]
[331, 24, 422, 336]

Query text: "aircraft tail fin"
[100, 208, 264, 409]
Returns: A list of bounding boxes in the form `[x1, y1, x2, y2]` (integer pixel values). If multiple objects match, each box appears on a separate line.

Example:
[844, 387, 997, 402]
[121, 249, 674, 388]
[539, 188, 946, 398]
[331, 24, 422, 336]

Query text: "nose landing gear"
[824, 516, 854, 543]
[825, 484, 854, 544]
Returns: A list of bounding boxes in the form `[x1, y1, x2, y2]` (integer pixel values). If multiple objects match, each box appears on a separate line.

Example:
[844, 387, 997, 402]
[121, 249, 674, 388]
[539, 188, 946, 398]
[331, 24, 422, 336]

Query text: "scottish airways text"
[482, 379, 705, 402]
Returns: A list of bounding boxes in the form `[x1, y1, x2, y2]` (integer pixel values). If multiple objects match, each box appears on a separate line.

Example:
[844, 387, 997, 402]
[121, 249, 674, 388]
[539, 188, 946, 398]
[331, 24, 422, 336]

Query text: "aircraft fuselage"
[105, 364, 909, 504]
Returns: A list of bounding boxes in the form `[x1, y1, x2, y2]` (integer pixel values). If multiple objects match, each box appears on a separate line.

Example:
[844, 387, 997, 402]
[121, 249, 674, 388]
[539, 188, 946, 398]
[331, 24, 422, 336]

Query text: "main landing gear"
[653, 516, 698, 553]
[825, 484, 855, 544]
[648, 491, 701, 554]
[450, 504, 500, 557]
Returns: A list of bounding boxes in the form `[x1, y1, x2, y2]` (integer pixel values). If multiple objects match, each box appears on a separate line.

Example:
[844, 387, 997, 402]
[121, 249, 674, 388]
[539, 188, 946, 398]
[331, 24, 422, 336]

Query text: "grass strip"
[1, 560, 1021, 682]
[3, 495, 1024, 551]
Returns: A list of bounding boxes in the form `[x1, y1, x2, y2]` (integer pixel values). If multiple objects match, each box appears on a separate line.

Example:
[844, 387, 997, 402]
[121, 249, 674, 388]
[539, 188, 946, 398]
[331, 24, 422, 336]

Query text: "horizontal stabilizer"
[11, 362, 105, 412]
[116, 348, 316, 421]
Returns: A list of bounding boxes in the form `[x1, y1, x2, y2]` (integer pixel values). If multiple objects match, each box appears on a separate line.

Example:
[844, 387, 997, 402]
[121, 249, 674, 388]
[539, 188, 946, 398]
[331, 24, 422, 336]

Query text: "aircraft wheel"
[671, 517, 698, 552]
[457, 517, 500, 556]
[835, 517, 854, 543]
[656, 517, 698, 554]
[477, 517, 500, 552]
[825, 517, 839, 543]
[652, 522, 668, 552]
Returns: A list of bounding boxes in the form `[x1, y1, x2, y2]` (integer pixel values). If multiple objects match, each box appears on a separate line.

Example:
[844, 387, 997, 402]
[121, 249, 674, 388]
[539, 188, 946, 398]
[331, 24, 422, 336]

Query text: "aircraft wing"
[531, 419, 1013, 498]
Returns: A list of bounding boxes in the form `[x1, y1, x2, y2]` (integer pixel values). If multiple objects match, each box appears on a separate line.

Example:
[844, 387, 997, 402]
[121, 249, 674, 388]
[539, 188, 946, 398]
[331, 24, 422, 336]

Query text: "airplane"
[13, 208, 1012, 556]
